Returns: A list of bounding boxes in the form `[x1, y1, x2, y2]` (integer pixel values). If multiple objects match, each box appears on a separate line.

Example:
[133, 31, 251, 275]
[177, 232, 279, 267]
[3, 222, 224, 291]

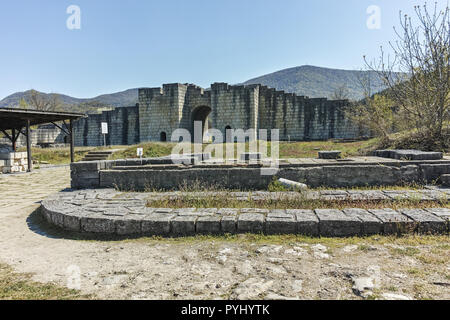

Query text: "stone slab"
[424, 208, 450, 220]
[315, 209, 361, 237]
[81, 216, 116, 234]
[237, 213, 264, 233]
[141, 214, 175, 236]
[196, 216, 222, 234]
[342, 208, 383, 235]
[171, 216, 197, 236]
[286, 209, 319, 236]
[368, 209, 415, 234]
[221, 215, 237, 233]
[265, 212, 296, 235]
[399, 209, 447, 234]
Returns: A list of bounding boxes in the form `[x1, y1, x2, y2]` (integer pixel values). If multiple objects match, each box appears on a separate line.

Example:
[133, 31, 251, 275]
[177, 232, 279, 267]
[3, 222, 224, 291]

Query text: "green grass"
[18, 147, 93, 165]
[108, 139, 379, 161]
[0, 263, 91, 300]
[146, 192, 449, 210]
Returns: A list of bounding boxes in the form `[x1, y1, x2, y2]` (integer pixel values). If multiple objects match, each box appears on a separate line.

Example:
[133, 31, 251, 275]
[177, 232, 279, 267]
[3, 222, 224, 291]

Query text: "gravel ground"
[0, 167, 448, 300]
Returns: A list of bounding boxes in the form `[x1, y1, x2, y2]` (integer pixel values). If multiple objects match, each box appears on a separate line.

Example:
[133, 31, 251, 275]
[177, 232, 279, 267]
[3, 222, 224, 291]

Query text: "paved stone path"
[42, 189, 450, 237]
[144, 189, 450, 201]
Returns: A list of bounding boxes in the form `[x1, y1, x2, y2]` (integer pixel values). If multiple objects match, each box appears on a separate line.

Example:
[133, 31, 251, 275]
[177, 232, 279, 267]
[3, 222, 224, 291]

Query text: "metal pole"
[69, 119, 75, 163]
[26, 119, 32, 172]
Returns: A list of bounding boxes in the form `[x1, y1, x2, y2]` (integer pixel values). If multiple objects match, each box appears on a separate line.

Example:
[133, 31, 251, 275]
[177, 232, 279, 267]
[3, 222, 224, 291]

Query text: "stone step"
[441, 174, 450, 186]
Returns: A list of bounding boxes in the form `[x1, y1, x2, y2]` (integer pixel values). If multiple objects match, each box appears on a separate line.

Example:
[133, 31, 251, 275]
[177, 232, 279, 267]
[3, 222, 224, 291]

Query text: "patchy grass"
[108, 139, 379, 161]
[18, 147, 94, 165]
[146, 192, 449, 210]
[0, 263, 91, 300]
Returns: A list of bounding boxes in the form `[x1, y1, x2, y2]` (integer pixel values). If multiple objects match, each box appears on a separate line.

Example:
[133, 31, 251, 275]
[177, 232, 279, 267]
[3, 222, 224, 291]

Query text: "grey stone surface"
[171, 216, 197, 236]
[318, 151, 342, 160]
[141, 214, 175, 236]
[81, 216, 116, 234]
[374, 149, 443, 160]
[315, 209, 361, 237]
[398, 209, 447, 234]
[286, 209, 319, 236]
[237, 213, 264, 233]
[72, 156, 450, 190]
[266, 212, 296, 235]
[424, 208, 450, 220]
[368, 209, 414, 234]
[221, 215, 237, 233]
[342, 208, 383, 235]
[115, 216, 142, 235]
[196, 216, 222, 234]
[41, 189, 449, 237]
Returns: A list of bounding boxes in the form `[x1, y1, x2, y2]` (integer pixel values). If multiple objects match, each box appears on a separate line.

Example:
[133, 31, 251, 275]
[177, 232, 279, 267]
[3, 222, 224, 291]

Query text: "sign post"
[102, 122, 108, 148]
[101, 122, 108, 147]
[137, 147, 143, 165]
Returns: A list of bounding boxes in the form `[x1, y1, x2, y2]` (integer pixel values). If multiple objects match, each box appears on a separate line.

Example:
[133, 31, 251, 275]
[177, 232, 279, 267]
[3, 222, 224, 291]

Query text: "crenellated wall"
[73, 105, 140, 146]
[66, 82, 362, 146]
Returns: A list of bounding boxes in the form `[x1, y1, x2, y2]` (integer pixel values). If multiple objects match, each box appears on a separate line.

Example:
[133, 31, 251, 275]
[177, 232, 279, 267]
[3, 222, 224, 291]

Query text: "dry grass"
[146, 192, 449, 210]
[0, 263, 91, 300]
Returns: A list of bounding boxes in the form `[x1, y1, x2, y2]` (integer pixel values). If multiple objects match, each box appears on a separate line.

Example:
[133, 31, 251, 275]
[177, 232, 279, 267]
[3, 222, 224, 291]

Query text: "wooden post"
[12, 129, 16, 152]
[69, 119, 74, 163]
[26, 120, 32, 172]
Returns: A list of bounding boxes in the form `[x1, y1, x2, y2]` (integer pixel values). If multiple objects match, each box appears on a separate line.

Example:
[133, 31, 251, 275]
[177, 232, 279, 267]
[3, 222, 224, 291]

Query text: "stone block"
[115, 216, 142, 235]
[399, 209, 447, 234]
[368, 209, 414, 234]
[287, 209, 319, 236]
[196, 216, 222, 234]
[424, 208, 450, 220]
[342, 208, 383, 235]
[441, 174, 450, 187]
[63, 213, 82, 232]
[318, 151, 342, 159]
[141, 214, 175, 236]
[221, 215, 237, 233]
[81, 216, 116, 234]
[171, 216, 197, 236]
[315, 209, 361, 237]
[266, 212, 296, 234]
[237, 213, 264, 233]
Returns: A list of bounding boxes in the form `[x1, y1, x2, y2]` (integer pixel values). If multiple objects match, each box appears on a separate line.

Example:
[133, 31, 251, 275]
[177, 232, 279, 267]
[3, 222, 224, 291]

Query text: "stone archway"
[191, 106, 212, 143]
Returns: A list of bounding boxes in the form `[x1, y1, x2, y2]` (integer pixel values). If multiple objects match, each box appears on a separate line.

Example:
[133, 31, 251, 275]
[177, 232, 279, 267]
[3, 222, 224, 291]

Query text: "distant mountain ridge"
[0, 65, 390, 111]
[243, 65, 387, 100]
[0, 88, 139, 111]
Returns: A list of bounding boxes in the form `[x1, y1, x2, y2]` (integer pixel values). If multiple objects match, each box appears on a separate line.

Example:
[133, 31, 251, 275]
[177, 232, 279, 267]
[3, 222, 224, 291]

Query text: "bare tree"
[364, 2, 450, 142]
[26, 90, 62, 111]
[331, 84, 350, 100]
[348, 72, 397, 142]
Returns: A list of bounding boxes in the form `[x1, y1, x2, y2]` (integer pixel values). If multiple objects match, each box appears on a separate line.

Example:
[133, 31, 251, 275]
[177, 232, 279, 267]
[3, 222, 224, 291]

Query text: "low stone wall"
[40, 189, 450, 237]
[0, 152, 30, 173]
[70, 158, 450, 190]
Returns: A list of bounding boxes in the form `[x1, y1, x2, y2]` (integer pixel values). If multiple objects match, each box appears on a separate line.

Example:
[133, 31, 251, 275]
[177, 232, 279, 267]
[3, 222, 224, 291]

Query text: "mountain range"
[0, 65, 387, 112]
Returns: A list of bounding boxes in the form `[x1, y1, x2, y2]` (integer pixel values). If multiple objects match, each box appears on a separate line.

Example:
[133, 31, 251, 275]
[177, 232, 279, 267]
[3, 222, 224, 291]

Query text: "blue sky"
[0, 0, 440, 100]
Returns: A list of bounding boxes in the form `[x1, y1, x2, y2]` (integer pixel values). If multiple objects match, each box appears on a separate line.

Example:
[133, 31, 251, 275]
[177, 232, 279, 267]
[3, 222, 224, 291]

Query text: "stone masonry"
[71, 83, 361, 146]
[41, 189, 449, 237]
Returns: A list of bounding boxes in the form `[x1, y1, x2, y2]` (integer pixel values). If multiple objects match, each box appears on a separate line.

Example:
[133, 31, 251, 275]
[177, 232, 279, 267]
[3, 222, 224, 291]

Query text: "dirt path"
[0, 167, 448, 300]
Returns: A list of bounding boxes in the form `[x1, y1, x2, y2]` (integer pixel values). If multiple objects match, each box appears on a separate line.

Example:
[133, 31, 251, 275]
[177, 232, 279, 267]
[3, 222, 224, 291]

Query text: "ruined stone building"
[72, 83, 360, 146]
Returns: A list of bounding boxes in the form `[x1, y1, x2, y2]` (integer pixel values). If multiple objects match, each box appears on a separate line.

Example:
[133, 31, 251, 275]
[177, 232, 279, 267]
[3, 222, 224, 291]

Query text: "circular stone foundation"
[40, 189, 449, 237]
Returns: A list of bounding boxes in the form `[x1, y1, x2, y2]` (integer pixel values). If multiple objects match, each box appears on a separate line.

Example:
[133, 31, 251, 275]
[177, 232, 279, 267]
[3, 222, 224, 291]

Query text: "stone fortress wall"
[137, 82, 361, 143]
[62, 82, 362, 147]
